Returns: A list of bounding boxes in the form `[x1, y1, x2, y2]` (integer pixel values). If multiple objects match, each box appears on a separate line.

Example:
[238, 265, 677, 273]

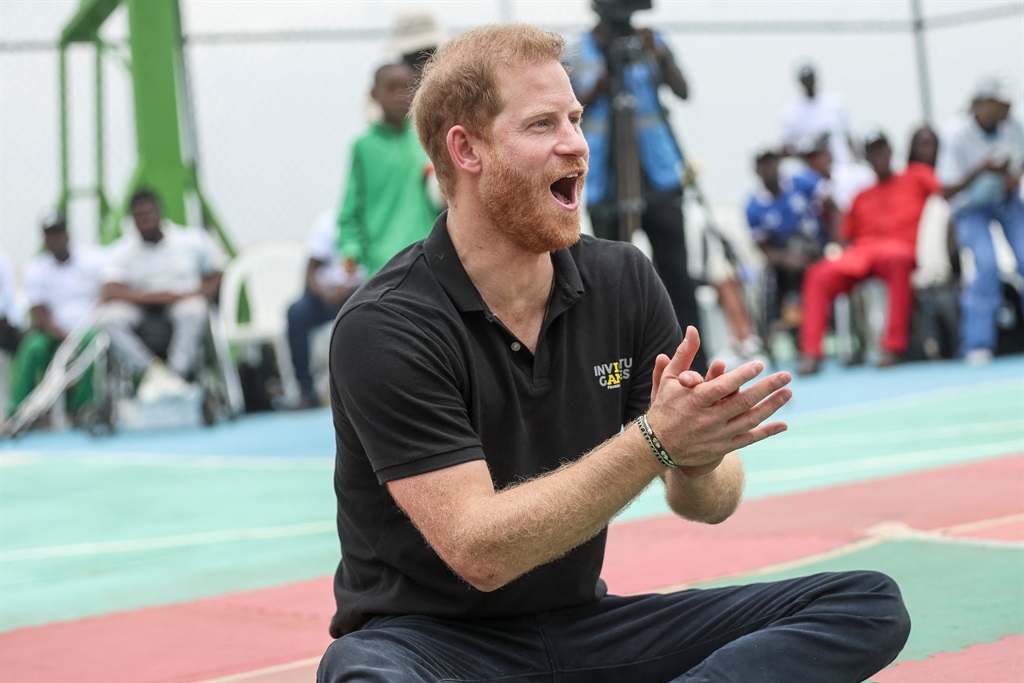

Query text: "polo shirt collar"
[424, 211, 585, 314]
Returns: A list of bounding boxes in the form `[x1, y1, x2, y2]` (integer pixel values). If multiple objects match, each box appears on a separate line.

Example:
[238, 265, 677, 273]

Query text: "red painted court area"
[3, 454, 1021, 683]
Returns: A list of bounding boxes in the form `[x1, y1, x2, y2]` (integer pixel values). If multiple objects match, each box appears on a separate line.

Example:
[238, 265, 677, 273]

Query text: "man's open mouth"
[550, 173, 580, 207]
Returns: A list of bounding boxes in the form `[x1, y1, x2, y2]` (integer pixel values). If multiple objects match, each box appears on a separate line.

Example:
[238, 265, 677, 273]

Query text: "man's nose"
[556, 121, 589, 158]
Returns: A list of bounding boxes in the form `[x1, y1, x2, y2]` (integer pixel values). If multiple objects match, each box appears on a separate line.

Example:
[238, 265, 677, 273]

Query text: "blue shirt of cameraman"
[567, 30, 685, 206]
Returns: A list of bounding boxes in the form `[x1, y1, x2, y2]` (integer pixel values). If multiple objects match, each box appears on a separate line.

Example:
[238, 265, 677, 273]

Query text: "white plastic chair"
[219, 240, 308, 408]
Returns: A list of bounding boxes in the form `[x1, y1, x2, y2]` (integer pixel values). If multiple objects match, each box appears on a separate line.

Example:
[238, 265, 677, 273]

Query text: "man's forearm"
[658, 56, 688, 100]
[394, 423, 663, 592]
[662, 451, 745, 524]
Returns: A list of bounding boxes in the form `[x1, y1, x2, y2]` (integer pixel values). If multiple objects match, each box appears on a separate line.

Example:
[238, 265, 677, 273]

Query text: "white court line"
[197, 657, 321, 683]
[656, 514, 1024, 594]
[761, 420, 1023, 449]
[0, 452, 333, 470]
[0, 520, 336, 562]
[748, 440, 1023, 483]
[943, 512, 1024, 537]
[789, 376, 1023, 421]
[864, 516, 1024, 549]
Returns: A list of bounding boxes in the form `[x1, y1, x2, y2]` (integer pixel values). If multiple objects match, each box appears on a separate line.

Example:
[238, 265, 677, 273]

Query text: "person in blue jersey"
[746, 146, 826, 337]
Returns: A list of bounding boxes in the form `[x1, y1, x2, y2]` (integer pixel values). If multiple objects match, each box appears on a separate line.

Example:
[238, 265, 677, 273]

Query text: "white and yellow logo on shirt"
[594, 357, 632, 389]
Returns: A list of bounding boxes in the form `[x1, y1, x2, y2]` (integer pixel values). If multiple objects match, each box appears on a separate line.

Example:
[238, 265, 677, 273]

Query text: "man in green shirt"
[338, 62, 442, 275]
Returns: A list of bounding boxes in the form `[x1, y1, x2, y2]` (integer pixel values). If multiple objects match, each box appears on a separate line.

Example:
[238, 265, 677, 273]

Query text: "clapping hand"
[647, 326, 792, 476]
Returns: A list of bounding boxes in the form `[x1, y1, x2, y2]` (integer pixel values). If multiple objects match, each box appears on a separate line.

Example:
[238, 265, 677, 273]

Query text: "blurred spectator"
[797, 130, 941, 375]
[7, 213, 106, 419]
[791, 134, 840, 242]
[567, 0, 707, 372]
[388, 8, 442, 75]
[287, 209, 365, 409]
[702, 233, 765, 363]
[781, 64, 875, 216]
[0, 249, 23, 356]
[338, 62, 440, 277]
[96, 189, 224, 399]
[937, 74, 1024, 365]
[364, 9, 443, 124]
[780, 62, 856, 166]
[905, 126, 960, 361]
[745, 146, 824, 339]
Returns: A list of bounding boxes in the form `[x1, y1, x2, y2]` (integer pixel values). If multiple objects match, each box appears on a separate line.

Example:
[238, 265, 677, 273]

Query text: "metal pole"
[95, 39, 109, 227]
[59, 47, 70, 214]
[910, 0, 934, 123]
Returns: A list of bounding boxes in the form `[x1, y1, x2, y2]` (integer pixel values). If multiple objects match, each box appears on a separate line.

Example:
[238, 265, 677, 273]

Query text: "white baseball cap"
[973, 74, 1014, 105]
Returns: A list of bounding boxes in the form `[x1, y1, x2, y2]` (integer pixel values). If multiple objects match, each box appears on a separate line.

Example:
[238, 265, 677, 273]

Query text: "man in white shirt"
[96, 189, 224, 397]
[286, 209, 365, 408]
[780, 63, 856, 166]
[937, 74, 1024, 364]
[8, 214, 106, 417]
[781, 64, 875, 219]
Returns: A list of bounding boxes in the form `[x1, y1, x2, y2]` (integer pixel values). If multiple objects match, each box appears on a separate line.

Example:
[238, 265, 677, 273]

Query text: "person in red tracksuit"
[797, 128, 941, 375]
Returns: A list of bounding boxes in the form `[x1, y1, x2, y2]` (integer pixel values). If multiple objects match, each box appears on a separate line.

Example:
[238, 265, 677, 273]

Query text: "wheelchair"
[2, 303, 242, 439]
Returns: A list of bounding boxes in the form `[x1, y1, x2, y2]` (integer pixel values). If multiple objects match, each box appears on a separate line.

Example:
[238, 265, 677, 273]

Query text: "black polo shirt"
[327, 212, 682, 637]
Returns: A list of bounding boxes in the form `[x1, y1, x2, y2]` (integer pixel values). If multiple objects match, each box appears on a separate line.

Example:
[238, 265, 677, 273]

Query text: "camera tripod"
[604, 32, 737, 268]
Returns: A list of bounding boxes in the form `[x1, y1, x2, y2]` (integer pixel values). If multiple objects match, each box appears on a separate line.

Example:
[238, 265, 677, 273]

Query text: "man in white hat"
[937, 74, 1024, 365]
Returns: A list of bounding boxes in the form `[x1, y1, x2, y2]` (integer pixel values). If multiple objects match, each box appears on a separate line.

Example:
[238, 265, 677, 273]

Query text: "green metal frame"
[58, 0, 234, 254]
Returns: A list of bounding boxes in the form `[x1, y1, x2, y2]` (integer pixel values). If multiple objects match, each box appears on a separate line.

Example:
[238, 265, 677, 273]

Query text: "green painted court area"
[698, 538, 1024, 675]
[624, 373, 1024, 519]
[0, 457, 338, 631]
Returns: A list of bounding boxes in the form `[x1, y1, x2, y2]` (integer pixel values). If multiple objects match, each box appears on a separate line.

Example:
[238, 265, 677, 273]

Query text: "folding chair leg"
[273, 337, 302, 408]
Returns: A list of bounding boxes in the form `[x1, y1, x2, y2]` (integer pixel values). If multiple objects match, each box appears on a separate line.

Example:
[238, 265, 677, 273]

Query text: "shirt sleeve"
[1008, 117, 1024, 175]
[102, 241, 130, 284]
[745, 196, 770, 244]
[840, 195, 862, 242]
[307, 210, 337, 263]
[23, 260, 47, 308]
[927, 173, 941, 197]
[337, 141, 367, 264]
[331, 301, 483, 483]
[935, 123, 966, 187]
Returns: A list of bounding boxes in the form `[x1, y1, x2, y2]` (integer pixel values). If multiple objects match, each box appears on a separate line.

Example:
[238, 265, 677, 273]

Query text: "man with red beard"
[319, 24, 909, 683]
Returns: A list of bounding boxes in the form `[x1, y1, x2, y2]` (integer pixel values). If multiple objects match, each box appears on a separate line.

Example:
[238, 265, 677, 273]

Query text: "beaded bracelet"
[635, 413, 678, 469]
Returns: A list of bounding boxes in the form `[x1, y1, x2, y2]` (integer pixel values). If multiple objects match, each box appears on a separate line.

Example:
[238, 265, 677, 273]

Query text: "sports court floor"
[1, 354, 1022, 682]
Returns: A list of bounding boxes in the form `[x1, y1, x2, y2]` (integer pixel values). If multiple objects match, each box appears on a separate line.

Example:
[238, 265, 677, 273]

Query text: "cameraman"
[568, 0, 706, 372]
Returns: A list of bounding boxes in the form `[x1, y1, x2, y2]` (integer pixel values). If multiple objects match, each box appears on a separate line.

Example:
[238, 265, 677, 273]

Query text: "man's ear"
[447, 125, 483, 176]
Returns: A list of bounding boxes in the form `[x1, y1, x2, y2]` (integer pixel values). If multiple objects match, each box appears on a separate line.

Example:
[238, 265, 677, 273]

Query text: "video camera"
[592, 0, 653, 35]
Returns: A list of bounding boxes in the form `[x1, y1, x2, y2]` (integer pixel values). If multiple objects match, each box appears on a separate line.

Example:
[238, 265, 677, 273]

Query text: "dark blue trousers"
[286, 291, 341, 400]
[317, 570, 910, 682]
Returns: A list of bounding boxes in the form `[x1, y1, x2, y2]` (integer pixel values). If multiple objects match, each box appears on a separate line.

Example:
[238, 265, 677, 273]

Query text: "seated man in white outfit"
[7, 213, 107, 419]
[96, 188, 224, 398]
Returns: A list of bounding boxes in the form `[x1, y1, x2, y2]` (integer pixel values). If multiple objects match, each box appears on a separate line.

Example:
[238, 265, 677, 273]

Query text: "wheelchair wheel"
[82, 396, 116, 437]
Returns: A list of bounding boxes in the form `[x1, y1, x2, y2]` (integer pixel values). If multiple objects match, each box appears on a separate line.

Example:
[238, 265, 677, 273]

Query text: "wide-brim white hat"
[388, 10, 443, 58]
